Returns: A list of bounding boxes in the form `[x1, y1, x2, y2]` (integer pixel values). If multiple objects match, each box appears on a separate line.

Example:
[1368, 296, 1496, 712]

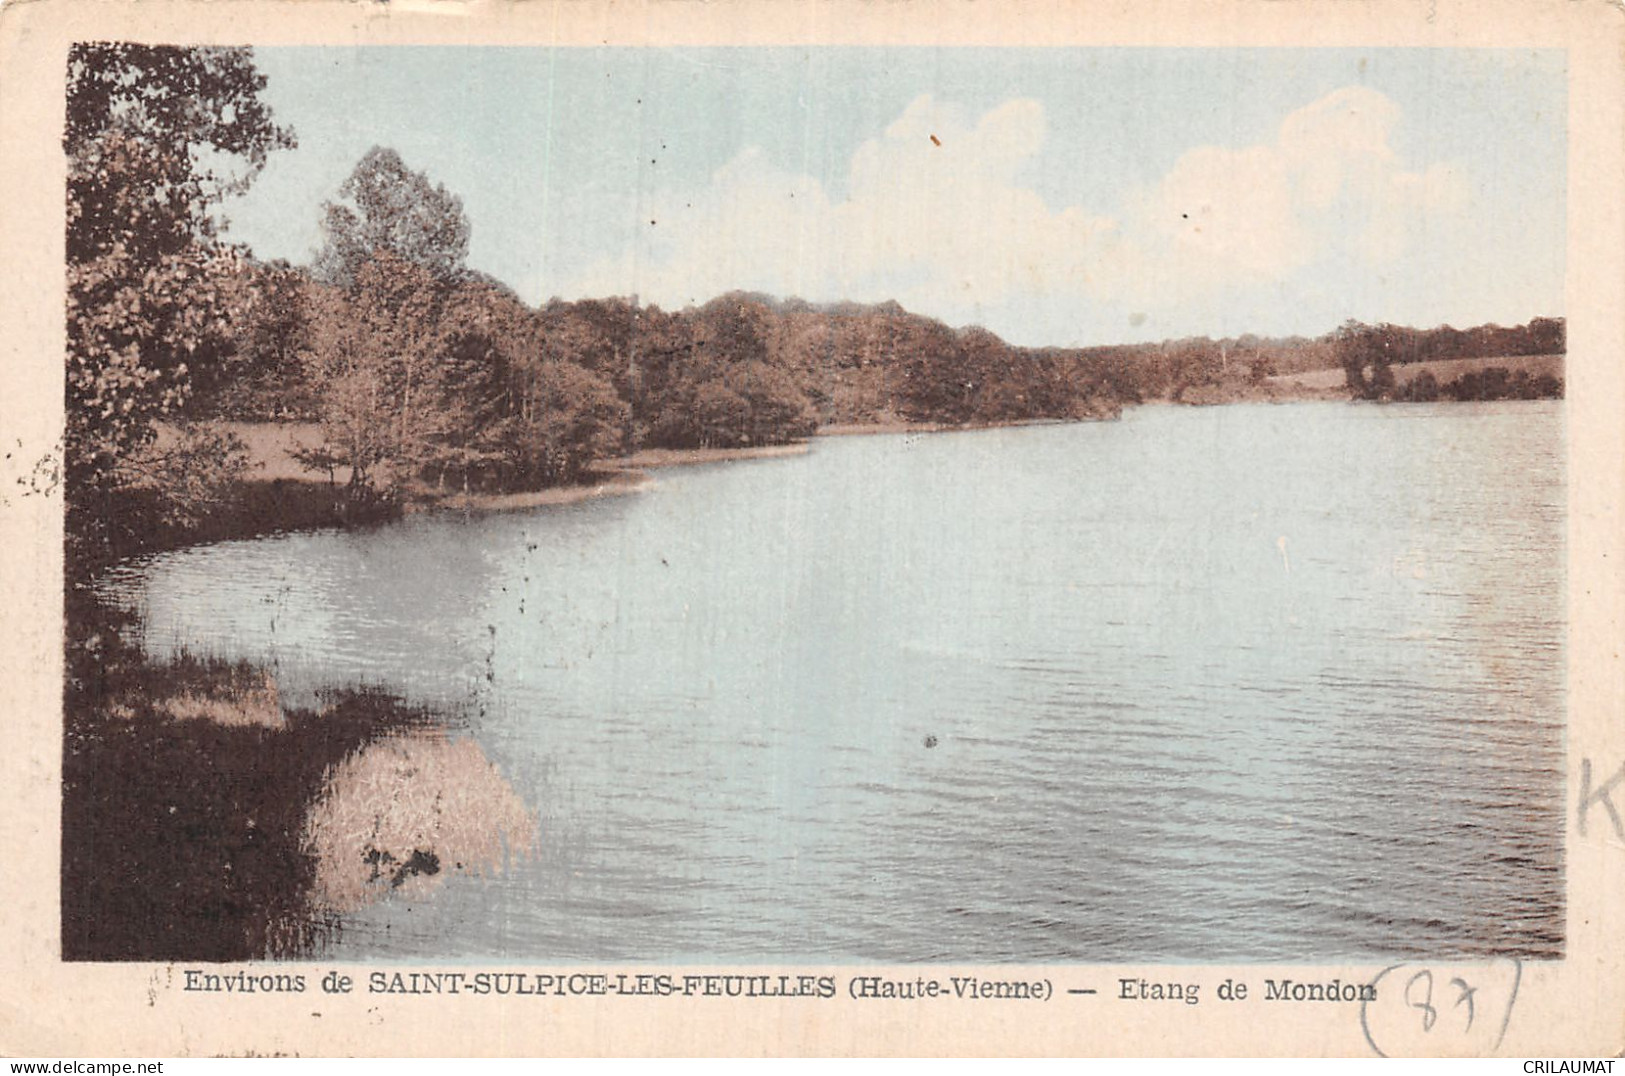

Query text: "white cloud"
[1127, 86, 1472, 299]
[571, 94, 1117, 334]
[569, 147, 833, 306]
[829, 96, 1117, 318]
[1140, 143, 1306, 280]
[567, 86, 1502, 345]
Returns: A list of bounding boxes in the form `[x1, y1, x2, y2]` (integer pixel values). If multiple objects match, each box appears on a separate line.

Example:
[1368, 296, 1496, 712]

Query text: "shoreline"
[817, 420, 958, 437]
[611, 442, 812, 468]
[120, 380, 1564, 561]
[415, 468, 652, 515]
[406, 442, 813, 517]
[815, 417, 1086, 437]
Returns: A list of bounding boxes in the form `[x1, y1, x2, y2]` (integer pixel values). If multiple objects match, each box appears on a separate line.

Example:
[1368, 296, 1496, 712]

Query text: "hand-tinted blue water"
[99, 401, 1565, 962]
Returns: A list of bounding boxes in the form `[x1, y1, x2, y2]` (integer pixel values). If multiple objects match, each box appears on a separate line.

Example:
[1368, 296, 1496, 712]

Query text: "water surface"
[100, 401, 1566, 962]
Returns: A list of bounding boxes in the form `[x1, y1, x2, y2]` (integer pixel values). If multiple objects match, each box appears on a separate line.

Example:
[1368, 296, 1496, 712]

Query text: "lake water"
[98, 401, 1566, 963]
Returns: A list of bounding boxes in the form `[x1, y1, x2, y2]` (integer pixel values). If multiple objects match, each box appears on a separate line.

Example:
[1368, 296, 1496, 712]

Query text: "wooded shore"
[83, 348, 1552, 570]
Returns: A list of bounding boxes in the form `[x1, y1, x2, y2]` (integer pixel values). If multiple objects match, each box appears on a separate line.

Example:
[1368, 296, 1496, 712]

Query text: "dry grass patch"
[158, 668, 283, 729]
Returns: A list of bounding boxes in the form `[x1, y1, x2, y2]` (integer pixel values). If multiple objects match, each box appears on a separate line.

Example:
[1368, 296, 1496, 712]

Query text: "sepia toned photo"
[61, 40, 1569, 966]
[4, 0, 1623, 1058]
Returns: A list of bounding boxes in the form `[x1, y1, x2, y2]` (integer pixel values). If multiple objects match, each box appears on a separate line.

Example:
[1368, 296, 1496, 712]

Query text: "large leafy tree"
[314, 146, 470, 288]
[445, 282, 629, 489]
[639, 296, 815, 448]
[64, 44, 294, 544]
[212, 260, 319, 419]
[505, 358, 627, 486]
[305, 149, 637, 495]
[301, 150, 475, 494]
[1335, 320, 1399, 400]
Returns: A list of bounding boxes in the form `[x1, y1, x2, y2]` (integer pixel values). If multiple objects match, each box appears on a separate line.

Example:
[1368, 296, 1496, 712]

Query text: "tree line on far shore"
[1334, 318, 1564, 401]
[64, 44, 1566, 569]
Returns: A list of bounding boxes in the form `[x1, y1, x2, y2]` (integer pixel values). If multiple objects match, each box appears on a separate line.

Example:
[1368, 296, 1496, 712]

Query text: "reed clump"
[302, 731, 539, 914]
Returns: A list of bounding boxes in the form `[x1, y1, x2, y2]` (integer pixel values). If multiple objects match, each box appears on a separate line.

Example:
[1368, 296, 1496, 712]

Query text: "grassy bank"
[128, 425, 819, 553]
[218, 421, 814, 482]
[64, 654, 422, 959]
[62, 599, 537, 960]
[83, 478, 382, 567]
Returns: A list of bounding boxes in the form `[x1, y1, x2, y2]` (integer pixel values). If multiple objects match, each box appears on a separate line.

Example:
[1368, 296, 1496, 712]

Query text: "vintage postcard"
[1, 0, 1621, 1057]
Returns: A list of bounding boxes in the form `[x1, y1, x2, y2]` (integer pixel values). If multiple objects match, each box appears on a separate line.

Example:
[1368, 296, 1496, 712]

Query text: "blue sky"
[220, 47, 1566, 347]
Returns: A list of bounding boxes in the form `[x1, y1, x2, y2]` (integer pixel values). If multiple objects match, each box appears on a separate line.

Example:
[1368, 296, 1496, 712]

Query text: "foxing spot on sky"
[221, 48, 1565, 347]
